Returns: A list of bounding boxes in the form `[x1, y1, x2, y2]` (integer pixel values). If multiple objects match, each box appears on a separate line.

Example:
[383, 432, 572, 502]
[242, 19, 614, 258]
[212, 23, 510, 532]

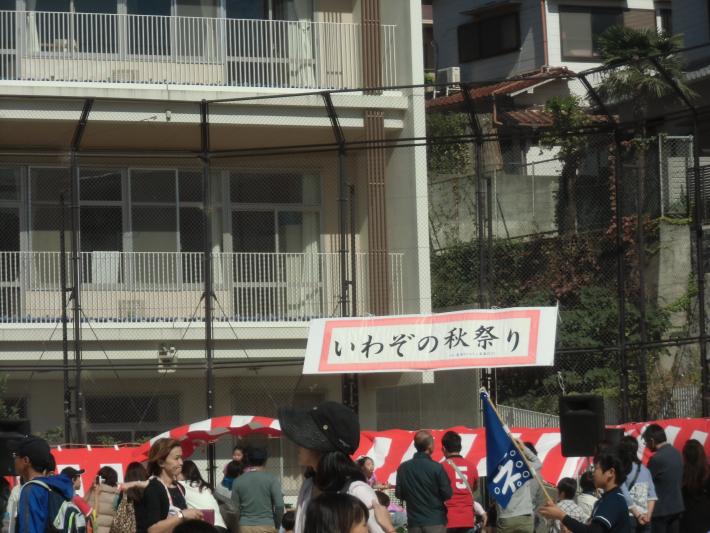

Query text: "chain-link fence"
[0, 42, 708, 494]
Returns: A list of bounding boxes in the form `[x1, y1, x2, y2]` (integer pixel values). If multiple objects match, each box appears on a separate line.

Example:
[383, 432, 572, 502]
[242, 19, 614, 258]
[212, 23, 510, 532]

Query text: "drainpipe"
[540, 0, 549, 66]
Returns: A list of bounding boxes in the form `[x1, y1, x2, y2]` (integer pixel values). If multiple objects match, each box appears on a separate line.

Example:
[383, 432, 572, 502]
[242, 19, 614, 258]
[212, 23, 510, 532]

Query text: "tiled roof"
[426, 67, 576, 111]
[499, 108, 612, 128]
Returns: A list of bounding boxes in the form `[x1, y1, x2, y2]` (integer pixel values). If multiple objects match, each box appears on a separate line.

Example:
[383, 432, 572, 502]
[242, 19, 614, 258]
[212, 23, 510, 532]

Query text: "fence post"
[60, 192, 71, 444]
[69, 98, 93, 443]
[200, 99, 217, 486]
[577, 73, 629, 421]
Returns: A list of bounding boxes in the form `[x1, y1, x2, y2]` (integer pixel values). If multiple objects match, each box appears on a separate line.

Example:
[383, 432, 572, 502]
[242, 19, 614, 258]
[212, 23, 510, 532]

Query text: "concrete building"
[432, 0, 671, 84]
[0, 0, 485, 494]
[426, 0, 672, 241]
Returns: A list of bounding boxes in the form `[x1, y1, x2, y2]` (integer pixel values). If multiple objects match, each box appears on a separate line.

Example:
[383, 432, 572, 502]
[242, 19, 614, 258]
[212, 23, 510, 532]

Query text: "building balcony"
[0, 10, 397, 90]
[0, 251, 404, 325]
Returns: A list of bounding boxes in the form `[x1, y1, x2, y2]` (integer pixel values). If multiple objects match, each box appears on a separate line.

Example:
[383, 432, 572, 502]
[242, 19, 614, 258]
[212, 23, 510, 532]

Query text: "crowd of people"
[1, 406, 709, 533]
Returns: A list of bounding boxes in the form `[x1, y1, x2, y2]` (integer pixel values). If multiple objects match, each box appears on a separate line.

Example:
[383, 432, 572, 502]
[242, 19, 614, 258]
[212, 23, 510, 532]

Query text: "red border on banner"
[319, 309, 540, 371]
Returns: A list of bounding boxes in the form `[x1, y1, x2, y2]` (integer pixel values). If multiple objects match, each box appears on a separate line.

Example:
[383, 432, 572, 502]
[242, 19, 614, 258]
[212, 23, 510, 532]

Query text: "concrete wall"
[655, 222, 692, 370]
[381, 0, 431, 314]
[494, 170, 558, 237]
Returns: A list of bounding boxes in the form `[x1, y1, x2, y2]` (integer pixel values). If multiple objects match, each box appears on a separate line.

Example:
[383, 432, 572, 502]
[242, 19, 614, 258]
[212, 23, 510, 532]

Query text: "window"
[458, 11, 520, 62]
[560, 7, 657, 60]
[30, 167, 69, 254]
[85, 394, 180, 444]
[230, 172, 320, 254]
[230, 172, 320, 319]
[0, 167, 18, 201]
[660, 9, 672, 33]
[127, 0, 171, 55]
[226, 0, 312, 21]
[74, 0, 116, 14]
[79, 168, 123, 258]
[230, 172, 319, 205]
[560, 7, 621, 60]
[30, 0, 70, 12]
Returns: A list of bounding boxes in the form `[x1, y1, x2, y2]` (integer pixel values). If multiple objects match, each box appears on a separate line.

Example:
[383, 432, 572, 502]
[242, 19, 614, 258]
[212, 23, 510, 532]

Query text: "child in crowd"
[304, 493, 370, 533]
[540, 451, 629, 533]
[280, 510, 296, 533]
[550, 477, 589, 533]
[576, 471, 599, 519]
[375, 490, 406, 528]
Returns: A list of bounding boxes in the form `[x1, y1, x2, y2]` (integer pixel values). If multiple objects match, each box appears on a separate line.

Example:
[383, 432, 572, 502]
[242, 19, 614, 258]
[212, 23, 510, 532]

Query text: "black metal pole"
[615, 132, 629, 422]
[60, 192, 71, 444]
[69, 99, 92, 443]
[578, 74, 629, 421]
[200, 100, 217, 487]
[349, 183, 357, 318]
[693, 116, 709, 417]
[70, 152, 83, 443]
[461, 86, 494, 406]
[636, 164, 649, 421]
[338, 147, 349, 317]
[322, 92, 358, 412]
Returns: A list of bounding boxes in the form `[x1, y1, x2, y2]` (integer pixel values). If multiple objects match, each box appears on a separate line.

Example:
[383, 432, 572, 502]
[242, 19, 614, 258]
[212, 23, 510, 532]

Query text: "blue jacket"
[17, 474, 74, 533]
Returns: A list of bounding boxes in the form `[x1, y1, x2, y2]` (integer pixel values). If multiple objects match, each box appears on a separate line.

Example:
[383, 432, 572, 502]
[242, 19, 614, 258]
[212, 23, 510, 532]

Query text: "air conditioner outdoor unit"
[438, 66, 461, 85]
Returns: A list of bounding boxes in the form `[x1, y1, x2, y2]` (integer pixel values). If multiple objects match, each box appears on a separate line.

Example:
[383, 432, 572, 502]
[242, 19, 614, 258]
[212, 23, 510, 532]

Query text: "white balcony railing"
[0, 11, 397, 90]
[0, 251, 404, 324]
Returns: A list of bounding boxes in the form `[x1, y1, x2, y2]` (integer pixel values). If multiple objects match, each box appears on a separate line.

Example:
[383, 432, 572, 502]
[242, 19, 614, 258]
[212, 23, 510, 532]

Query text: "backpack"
[25, 480, 87, 533]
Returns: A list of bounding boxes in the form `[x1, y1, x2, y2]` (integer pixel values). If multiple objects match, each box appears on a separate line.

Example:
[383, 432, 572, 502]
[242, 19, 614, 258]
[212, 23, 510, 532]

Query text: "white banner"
[303, 307, 558, 374]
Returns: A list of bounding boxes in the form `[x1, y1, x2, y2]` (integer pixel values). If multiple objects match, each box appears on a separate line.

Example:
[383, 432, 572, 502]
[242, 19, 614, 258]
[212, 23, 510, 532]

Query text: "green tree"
[540, 96, 592, 234]
[0, 376, 20, 419]
[597, 26, 695, 214]
[598, 27, 694, 119]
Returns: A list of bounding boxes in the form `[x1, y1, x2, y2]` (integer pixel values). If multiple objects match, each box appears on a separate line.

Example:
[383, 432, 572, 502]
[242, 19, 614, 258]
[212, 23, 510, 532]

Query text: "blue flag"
[481, 391, 533, 508]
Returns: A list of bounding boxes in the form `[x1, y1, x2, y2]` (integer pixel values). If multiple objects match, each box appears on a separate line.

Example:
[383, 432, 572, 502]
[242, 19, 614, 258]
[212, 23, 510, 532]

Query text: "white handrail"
[0, 10, 397, 89]
[0, 251, 404, 324]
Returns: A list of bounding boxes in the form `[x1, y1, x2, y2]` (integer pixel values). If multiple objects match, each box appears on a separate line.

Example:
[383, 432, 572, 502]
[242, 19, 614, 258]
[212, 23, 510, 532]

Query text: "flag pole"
[480, 387, 555, 505]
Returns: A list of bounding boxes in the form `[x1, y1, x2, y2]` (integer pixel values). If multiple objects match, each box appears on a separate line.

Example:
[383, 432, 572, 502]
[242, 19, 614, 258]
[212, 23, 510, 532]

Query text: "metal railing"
[0, 250, 403, 324]
[497, 404, 560, 428]
[0, 10, 397, 89]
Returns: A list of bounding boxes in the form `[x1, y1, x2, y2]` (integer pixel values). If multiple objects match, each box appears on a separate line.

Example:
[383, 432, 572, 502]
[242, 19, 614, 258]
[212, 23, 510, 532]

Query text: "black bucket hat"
[278, 401, 360, 455]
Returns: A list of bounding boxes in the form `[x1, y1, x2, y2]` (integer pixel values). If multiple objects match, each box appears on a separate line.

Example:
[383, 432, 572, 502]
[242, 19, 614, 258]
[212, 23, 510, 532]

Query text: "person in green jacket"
[395, 430, 453, 533]
[231, 446, 284, 533]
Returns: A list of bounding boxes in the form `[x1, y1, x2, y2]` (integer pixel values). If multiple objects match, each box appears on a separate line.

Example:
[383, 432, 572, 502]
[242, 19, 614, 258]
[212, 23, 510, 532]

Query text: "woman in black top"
[681, 439, 710, 533]
[135, 438, 203, 533]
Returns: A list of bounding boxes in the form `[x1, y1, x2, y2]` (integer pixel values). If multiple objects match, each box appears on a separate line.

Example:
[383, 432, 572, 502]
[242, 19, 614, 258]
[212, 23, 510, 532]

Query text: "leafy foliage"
[39, 426, 65, 446]
[431, 229, 672, 414]
[426, 112, 472, 175]
[0, 376, 20, 420]
[597, 26, 695, 118]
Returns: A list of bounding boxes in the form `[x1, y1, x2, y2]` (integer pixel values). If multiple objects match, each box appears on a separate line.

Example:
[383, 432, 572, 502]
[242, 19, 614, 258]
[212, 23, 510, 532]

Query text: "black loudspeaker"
[0, 419, 31, 476]
[603, 427, 624, 448]
[559, 395, 604, 457]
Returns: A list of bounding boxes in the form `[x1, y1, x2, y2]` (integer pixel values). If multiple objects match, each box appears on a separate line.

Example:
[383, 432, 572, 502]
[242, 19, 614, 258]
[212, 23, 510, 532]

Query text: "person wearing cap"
[395, 430, 453, 533]
[60, 467, 92, 517]
[13, 436, 75, 533]
[278, 401, 397, 533]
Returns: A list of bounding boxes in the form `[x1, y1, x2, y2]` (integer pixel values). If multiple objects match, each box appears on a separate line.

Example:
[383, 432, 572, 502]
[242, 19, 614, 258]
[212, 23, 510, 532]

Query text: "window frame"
[558, 5, 624, 62]
[457, 9, 521, 63]
[228, 170, 322, 254]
